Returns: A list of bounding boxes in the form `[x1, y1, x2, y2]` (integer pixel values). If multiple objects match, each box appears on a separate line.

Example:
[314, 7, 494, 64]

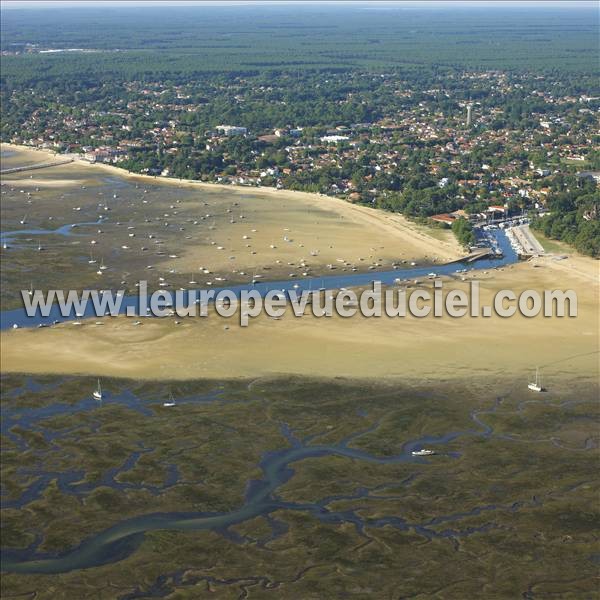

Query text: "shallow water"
[0, 218, 105, 243]
[0, 229, 516, 329]
[1, 373, 596, 575]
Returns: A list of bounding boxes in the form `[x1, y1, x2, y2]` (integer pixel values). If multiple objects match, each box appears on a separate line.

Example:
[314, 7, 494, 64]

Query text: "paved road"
[513, 224, 545, 255]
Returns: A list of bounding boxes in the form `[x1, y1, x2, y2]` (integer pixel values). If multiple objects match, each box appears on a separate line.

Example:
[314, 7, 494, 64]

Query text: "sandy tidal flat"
[0, 144, 68, 170]
[1, 144, 461, 308]
[2, 256, 598, 383]
[1, 177, 87, 188]
[1, 144, 597, 386]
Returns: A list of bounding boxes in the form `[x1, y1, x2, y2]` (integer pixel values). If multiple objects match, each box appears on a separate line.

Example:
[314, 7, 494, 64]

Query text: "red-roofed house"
[431, 213, 455, 225]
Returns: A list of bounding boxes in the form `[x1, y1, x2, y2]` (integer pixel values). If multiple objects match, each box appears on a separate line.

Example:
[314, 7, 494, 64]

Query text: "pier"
[506, 224, 545, 259]
[0, 158, 73, 175]
[447, 247, 498, 264]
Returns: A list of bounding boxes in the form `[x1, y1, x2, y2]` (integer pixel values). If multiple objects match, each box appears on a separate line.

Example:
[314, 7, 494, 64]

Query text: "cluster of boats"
[505, 227, 529, 256]
[489, 219, 532, 256]
[493, 218, 529, 230]
[473, 228, 504, 257]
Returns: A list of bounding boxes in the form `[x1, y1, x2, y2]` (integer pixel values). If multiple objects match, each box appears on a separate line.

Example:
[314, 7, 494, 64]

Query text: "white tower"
[466, 103, 473, 127]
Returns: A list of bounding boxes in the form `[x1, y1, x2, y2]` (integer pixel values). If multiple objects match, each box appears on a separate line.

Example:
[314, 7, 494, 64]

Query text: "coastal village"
[1, 5, 599, 598]
[4, 70, 598, 235]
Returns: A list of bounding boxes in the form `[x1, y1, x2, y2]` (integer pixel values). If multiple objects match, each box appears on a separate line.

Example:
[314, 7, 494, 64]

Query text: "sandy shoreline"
[1, 144, 597, 383]
[86, 160, 462, 260]
[1, 257, 598, 382]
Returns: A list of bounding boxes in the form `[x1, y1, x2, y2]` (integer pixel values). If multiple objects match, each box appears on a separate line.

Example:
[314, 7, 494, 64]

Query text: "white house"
[216, 125, 247, 136]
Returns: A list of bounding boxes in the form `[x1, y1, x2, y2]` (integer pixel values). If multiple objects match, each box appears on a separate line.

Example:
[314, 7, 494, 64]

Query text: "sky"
[1, 0, 597, 8]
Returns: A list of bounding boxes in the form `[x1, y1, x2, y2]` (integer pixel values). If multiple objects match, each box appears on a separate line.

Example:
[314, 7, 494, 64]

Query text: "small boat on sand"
[528, 367, 544, 392]
[163, 392, 177, 407]
[93, 379, 103, 401]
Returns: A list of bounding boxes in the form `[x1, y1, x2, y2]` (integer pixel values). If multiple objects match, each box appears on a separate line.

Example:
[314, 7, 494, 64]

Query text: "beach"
[2, 254, 597, 383]
[1, 143, 462, 264]
[86, 158, 463, 262]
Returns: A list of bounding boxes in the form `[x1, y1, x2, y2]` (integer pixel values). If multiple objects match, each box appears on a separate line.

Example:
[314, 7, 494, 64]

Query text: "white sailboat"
[93, 379, 103, 400]
[528, 367, 544, 392]
[163, 392, 176, 407]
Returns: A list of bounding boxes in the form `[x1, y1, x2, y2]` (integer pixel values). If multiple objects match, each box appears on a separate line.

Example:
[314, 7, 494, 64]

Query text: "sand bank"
[2, 257, 597, 382]
[1, 178, 87, 188]
[533, 253, 599, 285]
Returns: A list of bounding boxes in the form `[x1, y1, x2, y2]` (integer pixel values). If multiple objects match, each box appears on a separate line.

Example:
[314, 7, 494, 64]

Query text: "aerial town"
[1, 3, 599, 598]
[2, 69, 598, 255]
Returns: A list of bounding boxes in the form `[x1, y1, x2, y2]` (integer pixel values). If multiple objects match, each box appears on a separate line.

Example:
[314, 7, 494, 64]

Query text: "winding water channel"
[0, 230, 531, 574]
[0, 219, 105, 244]
[0, 380, 501, 574]
[2, 371, 593, 575]
[0, 229, 517, 329]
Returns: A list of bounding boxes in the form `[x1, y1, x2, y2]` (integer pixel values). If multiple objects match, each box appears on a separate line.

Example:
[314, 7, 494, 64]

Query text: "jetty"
[506, 224, 545, 259]
[447, 247, 497, 264]
[0, 158, 73, 175]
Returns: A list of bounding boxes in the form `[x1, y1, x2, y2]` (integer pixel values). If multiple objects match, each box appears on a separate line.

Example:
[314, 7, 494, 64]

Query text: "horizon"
[2, 0, 598, 9]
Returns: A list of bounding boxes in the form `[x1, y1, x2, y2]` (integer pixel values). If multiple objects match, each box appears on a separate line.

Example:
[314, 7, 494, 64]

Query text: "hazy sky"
[1, 0, 597, 8]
